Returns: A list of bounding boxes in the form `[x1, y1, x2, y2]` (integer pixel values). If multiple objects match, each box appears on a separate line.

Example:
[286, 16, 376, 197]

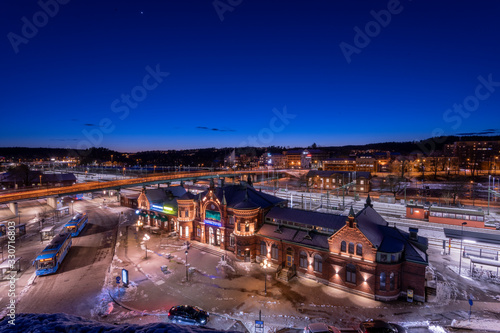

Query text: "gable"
[328, 224, 376, 262]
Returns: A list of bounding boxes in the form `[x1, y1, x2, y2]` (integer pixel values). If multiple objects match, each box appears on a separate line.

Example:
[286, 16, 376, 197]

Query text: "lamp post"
[71, 200, 74, 215]
[143, 234, 150, 259]
[488, 175, 491, 215]
[185, 250, 189, 282]
[261, 259, 271, 295]
[459, 222, 467, 276]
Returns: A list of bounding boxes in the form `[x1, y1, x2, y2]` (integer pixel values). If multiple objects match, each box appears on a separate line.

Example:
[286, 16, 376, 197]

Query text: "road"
[16, 200, 118, 317]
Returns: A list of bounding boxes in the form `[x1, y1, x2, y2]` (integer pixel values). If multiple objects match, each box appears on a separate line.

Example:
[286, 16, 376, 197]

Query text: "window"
[380, 272, 386, 290]
[197, 226, 201, 237]
[260, 241, 267, 256]
[299, 251, 307, 268]
[271, 244, 279, 260]
[346, 264, 356, 284]
[313, 254, 322, 273]
[360, 180, 364, 185]
[356, 243, 362, 256]
[326, 178, 329, 183]
[341, 241, 346, 252]
[229, 216, 234, 225]
[390, 272, 395, 290]
[185, 226, 189, 238]
[185, 210, 189, 218]
[348, 242, 354, 254]
[229, 234, 235, 247]
[245, 223, 249, 232]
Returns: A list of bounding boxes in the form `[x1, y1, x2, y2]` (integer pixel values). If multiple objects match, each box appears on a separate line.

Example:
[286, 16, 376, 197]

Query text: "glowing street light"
[260, 259, 272, 295]
[71, 200, 74, 215]
[143, 234, 150, 259]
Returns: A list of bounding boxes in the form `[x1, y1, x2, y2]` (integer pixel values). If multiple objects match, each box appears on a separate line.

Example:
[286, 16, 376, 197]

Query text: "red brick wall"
[406, 206, 426, 220]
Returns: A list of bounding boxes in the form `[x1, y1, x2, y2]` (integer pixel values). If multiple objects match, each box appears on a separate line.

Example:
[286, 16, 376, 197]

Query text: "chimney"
[409, 227, 418, 241]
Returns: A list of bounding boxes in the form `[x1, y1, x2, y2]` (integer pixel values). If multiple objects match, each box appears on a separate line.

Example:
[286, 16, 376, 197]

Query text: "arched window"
[380, 272, 386, 290]
[390, 272, 395, 290]
[348, 242, 354, 254]
[313, 254, 322, 273]
[299, 251, 307, 268]
[260, 241, 267, 256]
[346, 264, 356, 284]
[185, 226, 189, 238]
[356, 243, 363, 256]
[271, 244, 279, 260]
[341, 241, 346, 252]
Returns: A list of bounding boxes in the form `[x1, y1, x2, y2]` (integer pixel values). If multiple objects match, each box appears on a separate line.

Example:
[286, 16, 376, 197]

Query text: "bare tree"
[382, 175, 405, 198]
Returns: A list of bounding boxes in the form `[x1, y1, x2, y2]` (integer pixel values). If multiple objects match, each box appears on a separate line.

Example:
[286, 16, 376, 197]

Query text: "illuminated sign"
[205, 209, 221, 221]
[151, 205, 175, 213]
[122, 269, 129, 286]
[205, 219, 222, 227]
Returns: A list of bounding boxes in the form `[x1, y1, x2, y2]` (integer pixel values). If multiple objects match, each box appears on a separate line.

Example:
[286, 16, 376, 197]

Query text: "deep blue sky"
[2, 0, 500, 152]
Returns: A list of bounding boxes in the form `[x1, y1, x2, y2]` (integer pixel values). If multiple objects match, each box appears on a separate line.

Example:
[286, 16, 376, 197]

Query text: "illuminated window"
[348, 242, 354, 254]
[346, 264, 356, 284]
[260, 241, 267, 256]
[197, 226, 201, 237]
[380, 272, 386, 290]
[245, 223, 249, 232]
[185, 226, 189, 238]
[341, 241, 346, 252]
[356, 243, 362, 256]
[313, 254, 322, 272]
[299, 251, 307, 268]
[390, 272, 395, 290]
[271, 244, 279, 260]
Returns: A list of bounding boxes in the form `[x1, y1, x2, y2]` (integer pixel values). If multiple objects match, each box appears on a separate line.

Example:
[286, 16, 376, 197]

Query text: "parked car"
[304, 323, 341, 333]
[168, 305, 209, 325]
[359, 320, 406, 333]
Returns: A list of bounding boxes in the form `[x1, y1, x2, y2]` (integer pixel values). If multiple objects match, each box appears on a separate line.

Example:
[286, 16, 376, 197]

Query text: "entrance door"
[216, 229, 221, 246]
[244, 250, 250, 262]
[286, 248, 294, 267]
[209, 227, 214, 245]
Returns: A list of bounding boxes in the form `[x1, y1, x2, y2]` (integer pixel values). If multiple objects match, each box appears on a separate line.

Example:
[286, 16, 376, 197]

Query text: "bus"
[35, 232, 72, 276]
[63, 212, 88, 237]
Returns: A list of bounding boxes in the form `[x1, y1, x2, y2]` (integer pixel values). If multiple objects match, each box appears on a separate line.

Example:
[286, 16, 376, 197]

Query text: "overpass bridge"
[0, 170, 290, 214]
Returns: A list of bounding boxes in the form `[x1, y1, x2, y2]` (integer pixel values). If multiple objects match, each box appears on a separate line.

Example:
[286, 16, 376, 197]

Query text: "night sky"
[2, 0, 500, 152]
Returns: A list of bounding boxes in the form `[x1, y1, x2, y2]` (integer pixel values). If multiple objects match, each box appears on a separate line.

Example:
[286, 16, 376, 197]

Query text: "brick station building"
[135, 181, 429, 302]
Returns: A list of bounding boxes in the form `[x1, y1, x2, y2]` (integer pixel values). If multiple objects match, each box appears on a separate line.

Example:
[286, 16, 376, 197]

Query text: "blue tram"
[63, 212, 88, 237]
[35, 232, 72, 276]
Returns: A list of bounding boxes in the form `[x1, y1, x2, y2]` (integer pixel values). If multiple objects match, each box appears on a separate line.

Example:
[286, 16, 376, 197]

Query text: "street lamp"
[143, 233, 150, 259]
[71, 200, 74, 215]
[185, 250, 189, 282]
[459, 222, 467, 276]
[488, 175, 491, 215]
[260, 259, 271, 295]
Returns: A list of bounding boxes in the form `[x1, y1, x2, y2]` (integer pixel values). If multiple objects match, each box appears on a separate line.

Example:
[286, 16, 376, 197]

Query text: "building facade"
[306, 170, 371, 193]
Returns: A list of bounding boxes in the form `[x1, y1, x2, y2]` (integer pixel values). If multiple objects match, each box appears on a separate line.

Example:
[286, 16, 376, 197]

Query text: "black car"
[359, 320, 406, 333]
[168, 305, 209, 325]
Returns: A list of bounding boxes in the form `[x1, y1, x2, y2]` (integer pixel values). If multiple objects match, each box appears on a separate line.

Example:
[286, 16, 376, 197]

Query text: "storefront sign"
[205, 219, 222, 227]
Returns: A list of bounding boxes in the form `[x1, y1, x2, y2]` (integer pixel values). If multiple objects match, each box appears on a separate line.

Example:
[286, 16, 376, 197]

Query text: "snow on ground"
[0, 313, 239, 333]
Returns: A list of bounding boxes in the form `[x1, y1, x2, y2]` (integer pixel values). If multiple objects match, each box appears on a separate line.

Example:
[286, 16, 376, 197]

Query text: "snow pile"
[0, 313, 240, 333]
[451, 318, 500, 331]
